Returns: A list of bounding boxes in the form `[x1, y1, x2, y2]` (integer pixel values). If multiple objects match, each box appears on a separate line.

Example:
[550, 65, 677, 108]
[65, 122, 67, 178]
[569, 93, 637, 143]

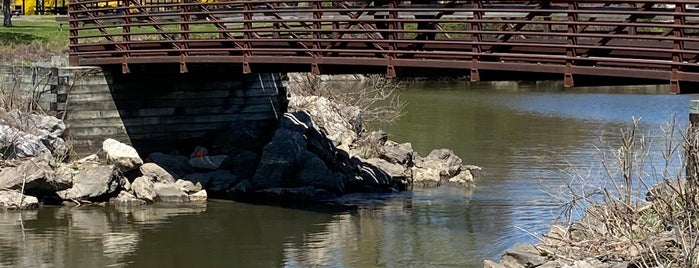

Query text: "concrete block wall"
[1, 63, 288, 157]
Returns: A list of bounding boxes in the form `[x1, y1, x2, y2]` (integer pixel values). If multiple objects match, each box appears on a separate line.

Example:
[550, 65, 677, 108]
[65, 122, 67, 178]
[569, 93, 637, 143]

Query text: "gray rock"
[101, 139, 143, 172]
[56, 163, 121, 201]
[76, 154, 99, 163]
[0, 125, 53, 160]
[365, 158, 408, 178]
[146, 152, 192, 179]
[411, 167, 441, 187]
[188, 190, 208, 202]
[120, 177, 132, 192]
[0, 158, 71, 196]
[288, 96, 361, 146]
[175, 179, 202, 193]
[380, 140, 414, 165]
[187, 155, 229, 170]
[140, 163, 175, 183]
[113, 191, 146, 206]
[500, 243, 548, 268]
[482, 260, 506, 268]
[154, 182, 189, 203]
[446, 170, 474, 185]
[0, 110, 67, 160]
[0, 190, 39, 210]
[184, 170, 238, 193]
[131, 176, 156, 202]
[419, 149, 463, 177]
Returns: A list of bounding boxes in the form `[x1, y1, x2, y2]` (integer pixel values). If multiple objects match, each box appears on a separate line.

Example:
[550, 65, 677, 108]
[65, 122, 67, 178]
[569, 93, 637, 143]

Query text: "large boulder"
[252, 128, 305, 189]
[175, 179, 202, 194]
[188, 190, 208, 202]
[146, 152, 192, 179]
[56, 163, 121, 201]
[411, 167, 441, 187]
[183, 170, 239, 193]
[131, 176, 156, 202]
[296, 152, 345, 194]
[154, 182, 189, 203]
[417, 149, 463, 177]
[288, 96, 362, 146]
[101, 139, 143, 172]
[365, 158, 408, 179]
[380, 141, 415, 165]
[0, 190, 39, 210]
[0, 109, 67, 160]
[211, 119, 265, 155]
[140, 163, 175, 183]
[0, 158, 71, 195]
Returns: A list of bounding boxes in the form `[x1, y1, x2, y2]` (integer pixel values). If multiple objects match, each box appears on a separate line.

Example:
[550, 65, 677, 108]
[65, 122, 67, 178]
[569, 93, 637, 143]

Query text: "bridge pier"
[49, 66, 287, 157]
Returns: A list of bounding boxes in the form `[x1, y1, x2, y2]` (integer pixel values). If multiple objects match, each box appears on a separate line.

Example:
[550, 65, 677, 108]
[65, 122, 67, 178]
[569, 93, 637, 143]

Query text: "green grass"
[0, 16, 68, 47]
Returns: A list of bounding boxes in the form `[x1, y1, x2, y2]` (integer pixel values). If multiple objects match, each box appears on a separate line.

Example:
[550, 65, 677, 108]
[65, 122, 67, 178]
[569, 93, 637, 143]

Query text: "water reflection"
[1, 81, 697, 267]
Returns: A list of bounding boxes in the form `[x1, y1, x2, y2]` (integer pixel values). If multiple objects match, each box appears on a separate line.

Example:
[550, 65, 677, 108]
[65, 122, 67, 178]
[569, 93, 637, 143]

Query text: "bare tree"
[3, 0, 12, 27]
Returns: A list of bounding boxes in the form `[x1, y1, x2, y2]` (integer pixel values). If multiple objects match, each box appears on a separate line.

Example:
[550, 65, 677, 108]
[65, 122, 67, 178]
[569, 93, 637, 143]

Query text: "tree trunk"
[3, 0, 12, 27]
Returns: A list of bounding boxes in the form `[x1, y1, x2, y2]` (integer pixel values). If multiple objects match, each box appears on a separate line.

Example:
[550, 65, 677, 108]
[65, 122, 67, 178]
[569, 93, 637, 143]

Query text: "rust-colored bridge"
[69, 0, 699, 93]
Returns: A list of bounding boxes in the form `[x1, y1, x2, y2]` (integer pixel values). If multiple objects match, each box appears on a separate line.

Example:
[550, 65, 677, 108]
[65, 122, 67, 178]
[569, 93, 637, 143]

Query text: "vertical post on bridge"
[385, 0, 397, 78]
[470, 0, 482, 82]
[242, 1, 252, 74]
[311, 0, 322, 75]
[564, 1, 578, 88]
[671, 3, 687, 94]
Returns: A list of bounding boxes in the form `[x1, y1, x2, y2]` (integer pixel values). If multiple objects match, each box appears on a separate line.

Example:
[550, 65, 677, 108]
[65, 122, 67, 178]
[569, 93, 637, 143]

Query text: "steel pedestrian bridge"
[68, 0, 699, 93]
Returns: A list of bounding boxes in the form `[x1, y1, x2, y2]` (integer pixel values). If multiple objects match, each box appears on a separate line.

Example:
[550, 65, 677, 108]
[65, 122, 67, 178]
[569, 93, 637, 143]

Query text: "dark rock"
[354, 162, 392, 187]
[56, 163, 121, 201]
[211, 119, 264, 155]
[0, 158, 71, 196]
[296, 152, 345, 194]
[188, 155, 229, 170]
[113, 191, 147, 206]
[0, 190, 39, 210]
[280, 111, 314, 133]
[256, 186, 334, 202]
[252, 129, 305, 189]
[131, 176, 156, 202]
[146, 152, 192, 179]
[184, 170, 239, 193]
[140, 163, 175, 183]
[154, 182, 189, 203]
[231, 150, 258, 180]
[227, 180, 253, 198]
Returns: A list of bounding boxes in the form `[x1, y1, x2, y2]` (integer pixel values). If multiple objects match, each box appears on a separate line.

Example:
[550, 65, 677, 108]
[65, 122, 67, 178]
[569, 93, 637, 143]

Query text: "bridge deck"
[69, 0, 699, 93]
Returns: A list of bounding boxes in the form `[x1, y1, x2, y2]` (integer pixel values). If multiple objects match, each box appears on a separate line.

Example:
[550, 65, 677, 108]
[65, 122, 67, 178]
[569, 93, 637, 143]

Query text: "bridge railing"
[68, 0, 699, 92]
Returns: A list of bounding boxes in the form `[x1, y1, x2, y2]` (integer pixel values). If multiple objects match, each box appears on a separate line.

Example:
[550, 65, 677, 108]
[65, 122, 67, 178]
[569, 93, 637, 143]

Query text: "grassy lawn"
[0, 15, 68, 63]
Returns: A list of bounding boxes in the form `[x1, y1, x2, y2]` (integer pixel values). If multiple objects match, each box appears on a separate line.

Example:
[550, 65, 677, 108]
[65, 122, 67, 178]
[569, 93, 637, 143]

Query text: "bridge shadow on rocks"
[145, 111, 405, 204]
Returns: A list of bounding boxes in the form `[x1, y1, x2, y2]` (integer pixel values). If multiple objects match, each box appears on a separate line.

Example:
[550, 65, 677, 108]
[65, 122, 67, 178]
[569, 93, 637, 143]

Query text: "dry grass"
[542, 118, 699, 267]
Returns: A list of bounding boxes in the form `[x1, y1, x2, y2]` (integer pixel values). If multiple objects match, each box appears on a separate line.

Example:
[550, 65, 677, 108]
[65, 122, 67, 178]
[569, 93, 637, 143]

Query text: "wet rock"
[0, 190, 39, 210]
[131, 176, 156, 202]
[153, 182, 189, 203]
[113, 191, 146, 206]
[257, 186, 334, 201]
[188, 190, 208, 202]
[446, 170, 474, 185]
[184, 170, 238, 193]
[101, 139, 143, 172]
[56, 163, 121, 201]
[140, 163, 175, 183]
[146, 152, 192, 179]
[252, 128, 305, 189]
[175, 179, 202, 193]
[0, 158, 71, 195]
